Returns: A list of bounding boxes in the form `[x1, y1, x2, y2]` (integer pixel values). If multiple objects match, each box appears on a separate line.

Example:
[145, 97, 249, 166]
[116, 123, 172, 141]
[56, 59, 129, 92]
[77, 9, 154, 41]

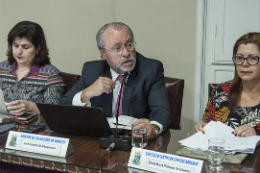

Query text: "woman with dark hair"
[0, 21, 64, 116]
[195, 32, 260, 137]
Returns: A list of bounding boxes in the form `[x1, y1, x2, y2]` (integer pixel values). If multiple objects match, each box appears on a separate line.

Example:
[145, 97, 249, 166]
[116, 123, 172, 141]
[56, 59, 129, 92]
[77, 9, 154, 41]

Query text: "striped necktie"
[115, 75, 125, 116]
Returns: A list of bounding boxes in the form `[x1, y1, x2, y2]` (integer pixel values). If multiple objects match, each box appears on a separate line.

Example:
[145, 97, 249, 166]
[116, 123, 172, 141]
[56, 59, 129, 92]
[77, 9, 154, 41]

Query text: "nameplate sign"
[128, 147, 203, 173]
[5, 131, 74, 158]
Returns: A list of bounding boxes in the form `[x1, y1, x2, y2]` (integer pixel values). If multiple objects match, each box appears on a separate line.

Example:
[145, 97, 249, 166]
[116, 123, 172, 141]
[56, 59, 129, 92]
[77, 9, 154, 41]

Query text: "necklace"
[243, 93, 260, 103]
[17, 68, 30, 72]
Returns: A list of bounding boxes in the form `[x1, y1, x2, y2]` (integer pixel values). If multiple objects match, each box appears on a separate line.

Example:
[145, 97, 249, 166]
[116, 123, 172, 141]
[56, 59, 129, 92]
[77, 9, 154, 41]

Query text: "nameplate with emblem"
[128, 147, 203, 173]
[5, 131, 74, 158]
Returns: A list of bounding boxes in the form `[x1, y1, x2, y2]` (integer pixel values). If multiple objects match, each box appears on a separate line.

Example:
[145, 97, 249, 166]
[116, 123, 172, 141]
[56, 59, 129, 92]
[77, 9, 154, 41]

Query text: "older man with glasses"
[59, 22, 171, 139]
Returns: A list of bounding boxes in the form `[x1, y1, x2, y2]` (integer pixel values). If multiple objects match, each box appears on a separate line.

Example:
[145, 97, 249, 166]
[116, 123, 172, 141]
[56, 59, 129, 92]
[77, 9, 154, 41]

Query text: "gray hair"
[96, 22, 134, 50]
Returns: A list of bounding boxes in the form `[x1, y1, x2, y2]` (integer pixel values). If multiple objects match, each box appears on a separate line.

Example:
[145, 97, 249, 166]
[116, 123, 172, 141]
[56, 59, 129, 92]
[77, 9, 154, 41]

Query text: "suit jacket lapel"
[101, 65, 113, 117]
[122, 59, 139, 115]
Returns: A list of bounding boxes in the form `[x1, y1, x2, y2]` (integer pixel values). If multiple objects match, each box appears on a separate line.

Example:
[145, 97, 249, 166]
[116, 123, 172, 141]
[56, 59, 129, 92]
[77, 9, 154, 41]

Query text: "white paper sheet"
[107, 115, 138, 130]
[179, 121, 260, 153]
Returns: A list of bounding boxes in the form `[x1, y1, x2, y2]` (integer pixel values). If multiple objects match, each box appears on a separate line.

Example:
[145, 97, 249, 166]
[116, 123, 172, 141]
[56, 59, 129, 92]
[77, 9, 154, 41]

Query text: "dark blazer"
[59, 52, 171, 132]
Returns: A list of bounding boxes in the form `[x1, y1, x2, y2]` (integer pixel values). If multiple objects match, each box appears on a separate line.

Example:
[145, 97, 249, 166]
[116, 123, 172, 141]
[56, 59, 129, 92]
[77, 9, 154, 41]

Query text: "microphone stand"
[99, 72, 132, 151]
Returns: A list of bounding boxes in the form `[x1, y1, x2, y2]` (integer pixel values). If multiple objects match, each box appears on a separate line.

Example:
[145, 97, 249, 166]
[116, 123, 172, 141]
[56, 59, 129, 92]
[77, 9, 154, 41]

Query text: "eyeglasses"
[100, 42, 136, 55]
[232, 55, 260, 65]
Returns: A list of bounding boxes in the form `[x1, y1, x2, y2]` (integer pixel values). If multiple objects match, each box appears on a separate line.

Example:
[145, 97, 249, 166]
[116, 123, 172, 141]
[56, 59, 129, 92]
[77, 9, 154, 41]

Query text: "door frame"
[194, 0, 215, 126]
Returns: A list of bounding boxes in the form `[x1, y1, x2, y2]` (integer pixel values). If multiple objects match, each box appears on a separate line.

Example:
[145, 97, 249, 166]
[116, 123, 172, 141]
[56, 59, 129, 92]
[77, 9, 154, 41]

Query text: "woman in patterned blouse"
[195, 32, 260, 137]
[0, 21, 65, 116]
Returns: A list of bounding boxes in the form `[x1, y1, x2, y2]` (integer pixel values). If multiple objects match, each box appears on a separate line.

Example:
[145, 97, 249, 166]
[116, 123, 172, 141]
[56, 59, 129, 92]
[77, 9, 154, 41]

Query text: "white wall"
[0, 0, 198, 128]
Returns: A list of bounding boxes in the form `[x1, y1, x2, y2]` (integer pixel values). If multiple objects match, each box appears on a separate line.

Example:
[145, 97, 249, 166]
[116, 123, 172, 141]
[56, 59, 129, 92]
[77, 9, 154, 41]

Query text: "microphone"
[100, 71, 132, 151]
[115, 71, 128, 138]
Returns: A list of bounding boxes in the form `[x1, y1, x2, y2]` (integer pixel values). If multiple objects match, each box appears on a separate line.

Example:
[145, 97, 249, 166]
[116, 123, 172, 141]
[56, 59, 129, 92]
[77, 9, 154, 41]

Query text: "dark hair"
[228, 32, 260, 110]
[6, 21, 50, 67]
[96, 22, 134, 50]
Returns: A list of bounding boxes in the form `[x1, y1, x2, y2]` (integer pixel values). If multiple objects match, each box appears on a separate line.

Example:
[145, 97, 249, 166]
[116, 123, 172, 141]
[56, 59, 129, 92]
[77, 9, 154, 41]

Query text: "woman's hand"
[232, 125, 256, 137]
[7, 100, 31, 116]
[195, 122, 207, 134]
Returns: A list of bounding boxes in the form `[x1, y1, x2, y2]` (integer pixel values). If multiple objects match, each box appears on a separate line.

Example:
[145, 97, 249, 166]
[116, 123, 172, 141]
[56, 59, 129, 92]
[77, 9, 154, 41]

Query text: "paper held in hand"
[179, 121, 260, 153]
[107, 115, 138, 130]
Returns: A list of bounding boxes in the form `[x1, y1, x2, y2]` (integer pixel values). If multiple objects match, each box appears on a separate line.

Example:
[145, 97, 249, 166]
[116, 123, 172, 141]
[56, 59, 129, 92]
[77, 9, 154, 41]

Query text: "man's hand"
[195, 122, 207, 134]
[132, 118, 156, 139]
[232, 125, 256, 137]
[81, 77, 115, 103]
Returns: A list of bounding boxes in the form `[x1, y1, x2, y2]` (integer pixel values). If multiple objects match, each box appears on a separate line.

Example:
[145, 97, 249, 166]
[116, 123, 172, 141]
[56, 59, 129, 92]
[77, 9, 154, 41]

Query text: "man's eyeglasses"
[232, 55, 260, 65]
[99, 42, 136, 55]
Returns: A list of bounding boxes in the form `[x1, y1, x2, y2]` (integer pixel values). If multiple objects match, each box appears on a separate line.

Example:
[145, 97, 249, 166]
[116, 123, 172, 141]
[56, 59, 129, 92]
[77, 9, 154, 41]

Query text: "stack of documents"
[179, 121, 260, 153]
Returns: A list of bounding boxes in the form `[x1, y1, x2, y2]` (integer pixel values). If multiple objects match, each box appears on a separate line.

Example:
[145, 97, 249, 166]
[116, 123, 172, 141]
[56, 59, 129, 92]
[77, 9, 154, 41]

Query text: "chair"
[165, 77, 184, 130]
[60, 72, 184, 130]
[60, 72, 81, 95]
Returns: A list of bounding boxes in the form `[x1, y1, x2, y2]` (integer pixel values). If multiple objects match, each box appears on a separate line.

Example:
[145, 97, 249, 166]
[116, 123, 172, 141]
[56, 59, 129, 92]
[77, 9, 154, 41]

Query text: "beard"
[109, 56, 136, 74]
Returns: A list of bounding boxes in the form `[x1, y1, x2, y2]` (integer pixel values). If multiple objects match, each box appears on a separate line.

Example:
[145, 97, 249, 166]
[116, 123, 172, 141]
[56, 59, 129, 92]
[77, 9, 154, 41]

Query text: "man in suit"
[59, 22, 170, 139]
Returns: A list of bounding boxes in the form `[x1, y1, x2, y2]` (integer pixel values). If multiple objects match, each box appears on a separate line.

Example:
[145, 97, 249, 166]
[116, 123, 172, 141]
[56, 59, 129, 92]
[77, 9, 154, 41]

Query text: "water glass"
[131, 125, 147, 148]
[207, 138, 225, 171]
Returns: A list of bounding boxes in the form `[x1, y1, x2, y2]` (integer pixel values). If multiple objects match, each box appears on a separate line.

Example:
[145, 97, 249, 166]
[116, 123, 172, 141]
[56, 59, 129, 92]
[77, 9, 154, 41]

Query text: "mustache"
[120, 57, 135, 65]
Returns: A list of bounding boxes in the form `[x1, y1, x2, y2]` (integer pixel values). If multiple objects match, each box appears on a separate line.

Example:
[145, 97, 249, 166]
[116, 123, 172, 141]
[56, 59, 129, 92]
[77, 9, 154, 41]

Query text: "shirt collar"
[11, 62, 40, 76]
[110, 68, 130, 81]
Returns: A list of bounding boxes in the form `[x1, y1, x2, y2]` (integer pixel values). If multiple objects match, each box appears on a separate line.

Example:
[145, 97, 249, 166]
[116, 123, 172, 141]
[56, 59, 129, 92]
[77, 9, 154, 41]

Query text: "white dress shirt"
[72, 68, 163, 135]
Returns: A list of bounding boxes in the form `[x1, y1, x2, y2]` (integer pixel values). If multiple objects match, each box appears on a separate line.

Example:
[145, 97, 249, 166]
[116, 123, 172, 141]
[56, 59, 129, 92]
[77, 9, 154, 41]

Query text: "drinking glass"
[207, 138, 225, 171]
[131, 125, 147, 148]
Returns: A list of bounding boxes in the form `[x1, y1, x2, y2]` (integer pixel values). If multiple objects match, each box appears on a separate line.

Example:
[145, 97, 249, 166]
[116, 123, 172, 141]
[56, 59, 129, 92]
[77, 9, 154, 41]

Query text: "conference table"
[0, 118, 259, 173]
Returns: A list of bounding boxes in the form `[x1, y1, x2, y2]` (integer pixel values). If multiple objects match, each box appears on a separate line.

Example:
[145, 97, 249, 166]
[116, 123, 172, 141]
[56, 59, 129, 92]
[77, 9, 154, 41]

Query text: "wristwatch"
[152, 124, 160, 137]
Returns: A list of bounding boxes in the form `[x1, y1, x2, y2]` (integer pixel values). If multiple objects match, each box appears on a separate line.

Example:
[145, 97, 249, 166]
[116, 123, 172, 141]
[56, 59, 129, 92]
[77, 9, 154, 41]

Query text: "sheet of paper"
[107, 115, 138, 126]
[179, 121, 260, 153]
[108, 123, 131, 130]
[179, 131, 205, 148]
[106, 115, 138, 130]
[179, 121, 217, 149]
